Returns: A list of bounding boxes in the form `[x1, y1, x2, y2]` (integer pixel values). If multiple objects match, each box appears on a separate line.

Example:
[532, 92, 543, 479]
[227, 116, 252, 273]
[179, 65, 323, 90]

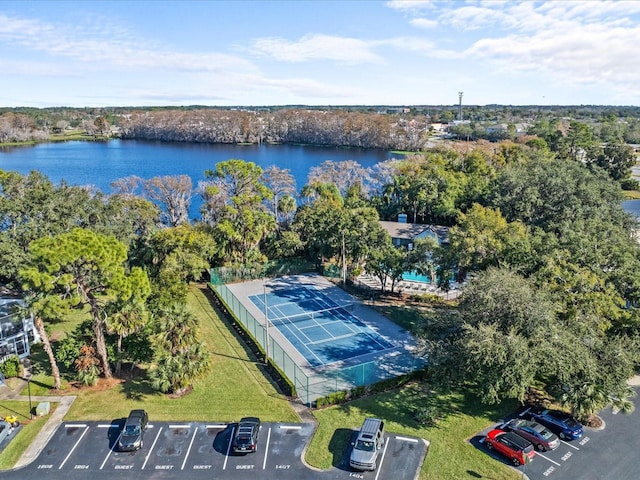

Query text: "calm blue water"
[0, 140, 393, 193]
[623, 200, 640, 218]
[0, 140, 394, 219]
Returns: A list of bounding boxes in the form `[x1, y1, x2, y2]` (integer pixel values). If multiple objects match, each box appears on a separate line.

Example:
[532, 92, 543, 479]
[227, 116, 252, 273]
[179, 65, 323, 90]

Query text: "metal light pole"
[263, 279, 270, 365]
[26, 375, 32, 419]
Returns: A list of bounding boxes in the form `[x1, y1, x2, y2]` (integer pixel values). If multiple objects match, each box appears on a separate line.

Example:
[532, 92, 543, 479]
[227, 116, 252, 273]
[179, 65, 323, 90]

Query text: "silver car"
[349, 418, 385, 471]
[505, 418, 560, 451]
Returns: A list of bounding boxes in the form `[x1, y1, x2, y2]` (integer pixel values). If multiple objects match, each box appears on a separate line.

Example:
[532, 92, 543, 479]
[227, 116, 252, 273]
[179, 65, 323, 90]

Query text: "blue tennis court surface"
[249, 286, 394, 368]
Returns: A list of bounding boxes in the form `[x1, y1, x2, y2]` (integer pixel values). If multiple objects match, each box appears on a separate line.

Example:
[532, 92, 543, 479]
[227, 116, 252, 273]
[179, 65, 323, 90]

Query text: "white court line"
[395, 436, 418, 443]
[374, 440, 390, 480]
[59, 425, 90, 469]
[223, 426, 235, 470]
[181, 429, 198, 470]
[142, 427, 163, 470]
[279, 425, 302, 430]
[536, 452, 561, 466]
[262, 427, 271, 470]
[561, 440, 580, 450]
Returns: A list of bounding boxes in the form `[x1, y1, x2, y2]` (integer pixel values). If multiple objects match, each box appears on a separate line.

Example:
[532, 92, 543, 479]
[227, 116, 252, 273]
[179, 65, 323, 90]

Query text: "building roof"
[379, 221, 449, 243]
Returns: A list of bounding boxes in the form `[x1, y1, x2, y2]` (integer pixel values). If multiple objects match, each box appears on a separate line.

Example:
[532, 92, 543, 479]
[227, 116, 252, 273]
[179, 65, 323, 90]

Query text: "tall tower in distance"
[458, 91, 464, 121]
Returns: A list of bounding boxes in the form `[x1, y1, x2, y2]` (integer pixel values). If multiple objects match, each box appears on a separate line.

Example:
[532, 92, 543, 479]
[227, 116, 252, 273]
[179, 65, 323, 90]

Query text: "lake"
[0, 140, 395, 219]
[0, 140, 395, 192]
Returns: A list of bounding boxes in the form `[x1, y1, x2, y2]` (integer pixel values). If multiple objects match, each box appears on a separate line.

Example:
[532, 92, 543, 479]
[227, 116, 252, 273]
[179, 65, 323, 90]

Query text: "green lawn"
[62, 285, 298, 422]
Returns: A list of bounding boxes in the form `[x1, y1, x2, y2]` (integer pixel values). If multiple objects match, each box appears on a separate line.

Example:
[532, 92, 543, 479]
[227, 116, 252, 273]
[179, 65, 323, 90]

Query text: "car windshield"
[355, 440, 375, 451]
[564, 418, 579, 428]
[124, 425, 140, 435]
[536, 428, 553, 439]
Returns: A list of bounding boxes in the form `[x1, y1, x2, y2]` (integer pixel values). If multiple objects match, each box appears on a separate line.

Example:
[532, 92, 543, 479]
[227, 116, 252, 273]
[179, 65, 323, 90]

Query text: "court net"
[270, 302, 355, 325]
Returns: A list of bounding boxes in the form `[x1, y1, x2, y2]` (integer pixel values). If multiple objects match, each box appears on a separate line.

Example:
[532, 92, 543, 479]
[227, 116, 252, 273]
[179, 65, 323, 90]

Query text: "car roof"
[126, 410, 147, 422]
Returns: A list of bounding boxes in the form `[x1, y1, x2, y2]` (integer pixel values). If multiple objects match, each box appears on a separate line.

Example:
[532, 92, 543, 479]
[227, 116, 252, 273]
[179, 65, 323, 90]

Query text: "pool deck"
[357, 273, 463, 300]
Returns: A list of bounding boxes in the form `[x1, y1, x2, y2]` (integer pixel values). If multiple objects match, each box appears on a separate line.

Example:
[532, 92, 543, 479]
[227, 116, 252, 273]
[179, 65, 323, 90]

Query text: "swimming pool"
[402, 271, 432, 283]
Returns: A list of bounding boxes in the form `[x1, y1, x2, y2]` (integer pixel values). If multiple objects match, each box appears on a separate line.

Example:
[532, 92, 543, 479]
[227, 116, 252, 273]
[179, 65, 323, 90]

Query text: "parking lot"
[474, 401, 640, 480]
[8, 420, 428, 480]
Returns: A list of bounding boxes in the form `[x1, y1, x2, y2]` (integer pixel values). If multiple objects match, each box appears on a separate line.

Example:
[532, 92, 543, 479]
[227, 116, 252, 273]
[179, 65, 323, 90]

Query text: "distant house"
[0, 297, 40, 364]
[379, 214, 449, 249]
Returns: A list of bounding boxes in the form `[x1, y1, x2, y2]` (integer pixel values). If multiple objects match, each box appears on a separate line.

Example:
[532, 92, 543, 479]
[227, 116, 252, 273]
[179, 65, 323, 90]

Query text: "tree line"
[0, 126, 639, 417]
[5, 105, 640, 149]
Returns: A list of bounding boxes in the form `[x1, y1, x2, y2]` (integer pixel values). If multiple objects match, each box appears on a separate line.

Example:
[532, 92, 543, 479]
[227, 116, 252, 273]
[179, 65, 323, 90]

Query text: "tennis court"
[249, 285, 394, 368]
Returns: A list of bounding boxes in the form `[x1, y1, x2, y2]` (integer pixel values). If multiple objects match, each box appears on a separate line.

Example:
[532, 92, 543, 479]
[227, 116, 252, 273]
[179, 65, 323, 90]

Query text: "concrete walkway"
[0, 377, 76, 469]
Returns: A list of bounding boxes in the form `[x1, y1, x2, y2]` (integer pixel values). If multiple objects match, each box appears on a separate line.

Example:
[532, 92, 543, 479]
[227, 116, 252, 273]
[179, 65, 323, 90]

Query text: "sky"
[1, 0, 640, 107]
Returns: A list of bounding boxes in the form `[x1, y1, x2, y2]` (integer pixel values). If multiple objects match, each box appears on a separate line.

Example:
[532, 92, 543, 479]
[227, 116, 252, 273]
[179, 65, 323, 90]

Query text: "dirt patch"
[584, 414, 604, 429]
[68, 377, 123, 392]
[168, 384, 193, 399]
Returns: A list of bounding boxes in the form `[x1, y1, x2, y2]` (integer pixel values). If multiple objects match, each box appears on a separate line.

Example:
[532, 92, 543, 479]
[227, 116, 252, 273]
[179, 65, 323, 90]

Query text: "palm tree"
[105, 299, 148, 376]
[150, 303, 210, 395]
[18, 293, 62, 390]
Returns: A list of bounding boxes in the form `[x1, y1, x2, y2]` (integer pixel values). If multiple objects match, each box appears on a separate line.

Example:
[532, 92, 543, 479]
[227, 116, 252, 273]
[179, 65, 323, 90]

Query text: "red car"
[485, 428, 535, 466]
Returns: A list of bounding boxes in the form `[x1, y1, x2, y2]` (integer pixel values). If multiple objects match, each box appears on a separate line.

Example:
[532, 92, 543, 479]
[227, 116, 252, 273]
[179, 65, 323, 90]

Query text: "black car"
[118, 409, 148, 451]
[232, 417, 260, 454]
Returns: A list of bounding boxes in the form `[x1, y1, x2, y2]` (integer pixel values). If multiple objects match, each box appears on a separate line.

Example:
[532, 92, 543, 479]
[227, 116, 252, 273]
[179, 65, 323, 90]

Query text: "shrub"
[620, 178, 640, 191]
[0, 355, 22, 378]
[413, 405, 441, 427]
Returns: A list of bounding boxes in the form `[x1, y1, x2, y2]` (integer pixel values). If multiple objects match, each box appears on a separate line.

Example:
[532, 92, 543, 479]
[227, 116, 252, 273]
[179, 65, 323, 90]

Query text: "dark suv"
[232, 417, 260, 454]
[118, 409, 148, 451]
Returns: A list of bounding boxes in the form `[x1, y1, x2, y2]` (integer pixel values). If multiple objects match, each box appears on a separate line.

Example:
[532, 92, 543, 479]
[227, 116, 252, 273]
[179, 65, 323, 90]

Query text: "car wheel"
[559, 432, 566, 440]
[486, 441, 493, 450]
[512, 457, 521, 466]
[537, 443, 545, 451]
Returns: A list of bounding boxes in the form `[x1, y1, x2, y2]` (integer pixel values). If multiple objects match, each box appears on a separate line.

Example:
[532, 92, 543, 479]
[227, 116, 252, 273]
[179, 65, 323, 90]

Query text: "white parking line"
[142, 427, 163, 470]
[206, 424, 227, 429]
[395, 436, 418, 443]
[374, 439, 390, 480]
[223, 426, 235, 470]
[262, 427, 271, 470]
[100, 429, 121, 470]
[65, 424, 87, 428]
[536, 452, 561, 466]
[520, 407, 531, 417]
[278, 425, 302, 430]
[169, 424, 190, 429]
[97, 424, 117, 428]
[561, 440, 580, 450]
[59, 425, 90, 469]
[181, 429, 198, 470]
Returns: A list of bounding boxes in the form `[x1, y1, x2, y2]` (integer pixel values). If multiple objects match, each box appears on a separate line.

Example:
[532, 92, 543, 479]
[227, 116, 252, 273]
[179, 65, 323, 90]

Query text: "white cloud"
[410, 17, 438, 29]
[385, 0, 435, 13]
[0, 13, 258, 74]
[249, 34, 383, 64]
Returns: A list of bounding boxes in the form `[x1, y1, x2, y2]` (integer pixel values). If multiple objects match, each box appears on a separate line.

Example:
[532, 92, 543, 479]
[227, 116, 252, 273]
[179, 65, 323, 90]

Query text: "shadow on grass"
[0, 403, 29, 420]
[327, 428, 355, 470]
[334, 383, 518, 431]
[119, 370, 155, 401]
